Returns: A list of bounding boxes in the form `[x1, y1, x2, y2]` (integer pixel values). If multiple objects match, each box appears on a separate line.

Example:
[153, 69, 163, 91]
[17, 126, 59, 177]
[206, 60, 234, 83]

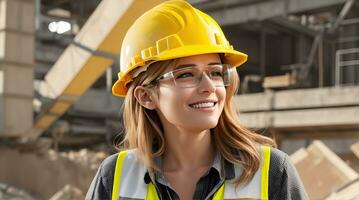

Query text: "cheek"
[218, 87, 227, 101]
[217, 87, 227, 110]
[156, 88, 189, 115]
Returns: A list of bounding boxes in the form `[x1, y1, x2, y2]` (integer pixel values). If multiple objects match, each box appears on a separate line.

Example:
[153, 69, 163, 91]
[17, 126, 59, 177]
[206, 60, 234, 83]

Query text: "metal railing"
[335, 47, 359, 86]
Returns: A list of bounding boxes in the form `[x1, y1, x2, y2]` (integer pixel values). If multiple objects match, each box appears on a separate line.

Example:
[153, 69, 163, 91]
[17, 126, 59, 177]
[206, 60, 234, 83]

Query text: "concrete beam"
[206, 0, 346, 26]
[235, 86, 359, 112]
[235, 86, 359, 131]
[269, 16, 318, 37]
[30, 0, 166, 140]
[239, 106, 359, 129]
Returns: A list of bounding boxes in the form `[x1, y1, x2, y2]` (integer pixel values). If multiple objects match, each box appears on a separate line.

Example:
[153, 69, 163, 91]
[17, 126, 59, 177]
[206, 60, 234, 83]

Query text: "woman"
[86, 0, 308, 199]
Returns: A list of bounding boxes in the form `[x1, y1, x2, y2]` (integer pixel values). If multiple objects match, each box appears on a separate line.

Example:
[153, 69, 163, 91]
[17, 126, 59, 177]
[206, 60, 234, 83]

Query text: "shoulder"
[99, 153, 119, 182]
[98, 149, 139, 183]
[85, 153, 119, 200]
[269, 147, 288, 169]
[99, 149, 139, 173]
[268, 147, 294, 182]
[268, 147, 309, 200]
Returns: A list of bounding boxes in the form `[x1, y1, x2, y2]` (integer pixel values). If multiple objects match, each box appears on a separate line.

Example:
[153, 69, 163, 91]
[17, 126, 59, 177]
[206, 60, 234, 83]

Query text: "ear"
[134, 86, 157, 110]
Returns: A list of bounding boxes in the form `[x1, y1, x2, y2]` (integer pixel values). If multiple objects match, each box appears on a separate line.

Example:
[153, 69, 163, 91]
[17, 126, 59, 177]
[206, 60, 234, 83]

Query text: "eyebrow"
[173, 62, 222, 70]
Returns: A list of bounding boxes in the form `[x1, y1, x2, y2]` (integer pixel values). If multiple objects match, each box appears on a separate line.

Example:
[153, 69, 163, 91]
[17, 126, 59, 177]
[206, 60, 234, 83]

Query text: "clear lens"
[158, 64, 232, 88]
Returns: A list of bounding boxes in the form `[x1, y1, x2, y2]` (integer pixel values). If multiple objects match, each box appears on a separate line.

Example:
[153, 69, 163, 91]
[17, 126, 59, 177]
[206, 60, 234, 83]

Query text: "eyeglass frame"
[145, 63, 234, 88]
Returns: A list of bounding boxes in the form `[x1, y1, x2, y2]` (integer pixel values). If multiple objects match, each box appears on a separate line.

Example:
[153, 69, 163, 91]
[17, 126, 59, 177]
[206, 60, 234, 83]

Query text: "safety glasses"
[153, 64, 233, 88]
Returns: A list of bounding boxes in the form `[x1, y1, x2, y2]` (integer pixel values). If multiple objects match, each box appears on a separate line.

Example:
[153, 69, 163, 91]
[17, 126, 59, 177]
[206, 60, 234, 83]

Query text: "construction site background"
[1, 0, 359, 199]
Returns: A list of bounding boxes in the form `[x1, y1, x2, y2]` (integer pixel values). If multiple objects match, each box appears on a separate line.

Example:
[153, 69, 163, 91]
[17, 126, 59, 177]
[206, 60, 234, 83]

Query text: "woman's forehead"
[169, 53, 221, 70]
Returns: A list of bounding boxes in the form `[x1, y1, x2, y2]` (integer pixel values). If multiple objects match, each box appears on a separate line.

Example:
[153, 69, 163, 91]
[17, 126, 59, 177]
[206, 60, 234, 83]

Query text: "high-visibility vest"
[112, 146, 270, 200]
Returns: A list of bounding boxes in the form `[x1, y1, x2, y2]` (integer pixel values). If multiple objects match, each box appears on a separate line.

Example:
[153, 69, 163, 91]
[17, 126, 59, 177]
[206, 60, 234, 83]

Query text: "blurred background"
[0, 0, 359, 199]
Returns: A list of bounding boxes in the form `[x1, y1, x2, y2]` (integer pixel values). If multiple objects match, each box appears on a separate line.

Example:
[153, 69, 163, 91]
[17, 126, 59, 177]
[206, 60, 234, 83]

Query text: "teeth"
[190, 102, 215, 108]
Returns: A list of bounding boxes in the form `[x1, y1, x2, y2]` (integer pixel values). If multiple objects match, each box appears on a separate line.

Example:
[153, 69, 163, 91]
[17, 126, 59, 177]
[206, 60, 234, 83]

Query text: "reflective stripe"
[222, 145, 271, 199]
[112, 151, 128, 200]
[261, 146, 270, 200]
[212, 183, 225, 200]
[146, 182, 160, 200]
[112, 146, 271, 199]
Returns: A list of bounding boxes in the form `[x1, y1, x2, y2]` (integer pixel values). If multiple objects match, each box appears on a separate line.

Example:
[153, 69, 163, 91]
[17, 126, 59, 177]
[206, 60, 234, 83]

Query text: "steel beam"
[204, 0, 347, 26]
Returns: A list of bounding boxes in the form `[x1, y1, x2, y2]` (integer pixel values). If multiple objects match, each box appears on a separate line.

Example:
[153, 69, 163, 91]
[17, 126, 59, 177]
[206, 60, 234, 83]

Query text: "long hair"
[118, 57, 276, 185]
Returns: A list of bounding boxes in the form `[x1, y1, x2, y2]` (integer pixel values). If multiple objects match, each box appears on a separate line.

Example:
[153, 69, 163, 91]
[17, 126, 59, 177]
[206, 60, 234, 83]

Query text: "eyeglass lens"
[170, 64, 231, 88]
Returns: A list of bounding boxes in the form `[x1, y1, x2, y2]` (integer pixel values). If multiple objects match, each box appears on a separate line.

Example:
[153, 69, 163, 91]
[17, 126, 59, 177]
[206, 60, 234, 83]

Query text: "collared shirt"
[145, 152, 234, 200]
[85, 148, 309, 200]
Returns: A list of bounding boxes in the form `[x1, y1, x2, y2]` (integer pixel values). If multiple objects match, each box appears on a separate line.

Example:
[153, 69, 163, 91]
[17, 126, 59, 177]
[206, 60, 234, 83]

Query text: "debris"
[0, 147, 107, 199]
[58, 149, 107, 170]
[291, 140, 359, 200]
[0, 182, 41, 200]
[49, 185, 84, 200]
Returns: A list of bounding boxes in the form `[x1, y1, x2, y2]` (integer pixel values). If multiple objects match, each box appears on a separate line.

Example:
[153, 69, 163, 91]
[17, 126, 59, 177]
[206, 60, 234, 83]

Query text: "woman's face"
[153, 53, 226, 133]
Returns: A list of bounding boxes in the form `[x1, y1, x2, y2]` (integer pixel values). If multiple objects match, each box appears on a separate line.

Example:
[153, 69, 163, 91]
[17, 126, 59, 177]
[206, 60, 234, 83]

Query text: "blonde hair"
[118, 57, 276, 185]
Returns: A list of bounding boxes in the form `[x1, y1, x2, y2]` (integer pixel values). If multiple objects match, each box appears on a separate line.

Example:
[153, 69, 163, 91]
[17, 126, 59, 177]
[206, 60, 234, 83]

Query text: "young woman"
[86, 0, 308, 199]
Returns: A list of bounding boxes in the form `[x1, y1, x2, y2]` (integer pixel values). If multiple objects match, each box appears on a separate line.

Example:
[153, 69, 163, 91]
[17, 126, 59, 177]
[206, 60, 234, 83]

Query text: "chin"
[188, 119, 219, 131]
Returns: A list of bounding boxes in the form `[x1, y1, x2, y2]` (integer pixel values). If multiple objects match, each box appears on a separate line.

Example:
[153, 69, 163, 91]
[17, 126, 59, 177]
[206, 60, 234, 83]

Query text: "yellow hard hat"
[112, 0, 248, 97]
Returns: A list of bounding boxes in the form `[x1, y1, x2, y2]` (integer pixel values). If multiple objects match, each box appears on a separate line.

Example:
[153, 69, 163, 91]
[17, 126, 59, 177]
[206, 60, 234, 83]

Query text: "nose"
[198, 72, 216, 93]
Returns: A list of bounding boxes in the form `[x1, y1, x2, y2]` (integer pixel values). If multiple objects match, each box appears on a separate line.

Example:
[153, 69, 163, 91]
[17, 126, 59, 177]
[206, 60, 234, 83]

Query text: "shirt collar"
[143, 151, 235, 184]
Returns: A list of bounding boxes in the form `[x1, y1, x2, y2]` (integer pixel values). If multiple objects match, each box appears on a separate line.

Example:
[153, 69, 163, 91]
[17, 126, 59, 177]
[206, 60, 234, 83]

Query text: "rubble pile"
[0, 147, 107, 199]
[47, 149, 107, 170]
[49, 185, 84, 200]
[0, 183, 41, 200]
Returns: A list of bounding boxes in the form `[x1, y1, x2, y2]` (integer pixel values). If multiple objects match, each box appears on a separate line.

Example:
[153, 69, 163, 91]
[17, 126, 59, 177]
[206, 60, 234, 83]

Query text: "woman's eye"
[210, 71, 223, 77]
[176, 72, 194, 79]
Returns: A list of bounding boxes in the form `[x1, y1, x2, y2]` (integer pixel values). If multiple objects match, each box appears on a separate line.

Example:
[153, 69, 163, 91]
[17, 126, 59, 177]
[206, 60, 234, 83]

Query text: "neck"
[162, 127, 215, 172]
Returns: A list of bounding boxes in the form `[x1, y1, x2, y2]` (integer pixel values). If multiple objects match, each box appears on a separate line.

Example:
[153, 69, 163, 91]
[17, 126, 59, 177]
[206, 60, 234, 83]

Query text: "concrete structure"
[0, 0, 35, 137]
[236, 86, 359, 133]
[30, 0, 166, 140]
[191, 0, 348, 26]
[28, 0, 359, 151]
[0, 0, 357, 150]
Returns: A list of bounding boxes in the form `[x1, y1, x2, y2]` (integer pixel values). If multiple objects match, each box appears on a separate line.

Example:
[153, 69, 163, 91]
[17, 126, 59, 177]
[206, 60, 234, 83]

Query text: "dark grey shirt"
[86, 148, 309, 200]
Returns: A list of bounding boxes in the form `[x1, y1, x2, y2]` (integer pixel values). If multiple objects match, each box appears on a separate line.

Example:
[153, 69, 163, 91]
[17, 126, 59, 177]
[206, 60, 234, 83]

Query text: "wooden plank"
[262, 73, 294, 89]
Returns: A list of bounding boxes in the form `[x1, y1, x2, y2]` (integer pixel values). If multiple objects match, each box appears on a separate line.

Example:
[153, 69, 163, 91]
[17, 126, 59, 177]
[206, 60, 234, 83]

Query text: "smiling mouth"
[189, 102, 217, 109]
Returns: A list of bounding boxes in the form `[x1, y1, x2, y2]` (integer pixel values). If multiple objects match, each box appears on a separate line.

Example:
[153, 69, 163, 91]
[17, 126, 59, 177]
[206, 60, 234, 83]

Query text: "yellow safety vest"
[112, 146, 270, 200]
